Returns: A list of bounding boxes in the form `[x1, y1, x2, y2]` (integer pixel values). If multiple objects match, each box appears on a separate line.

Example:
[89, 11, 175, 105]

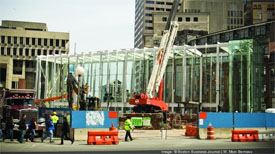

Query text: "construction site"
[0, 0, 274, 154]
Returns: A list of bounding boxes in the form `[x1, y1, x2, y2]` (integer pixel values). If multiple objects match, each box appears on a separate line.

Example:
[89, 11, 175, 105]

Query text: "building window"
[186, 17, 190, 22]
[19, 48, 23, 56]
[258, 4, 261, 9]
[26, 37, 29, 45]
[156, 8, 165, 11]
[145, 14, 152, 16]
[146, 0, 154, 4]
[38, 38, 41, 45]
[153, 40, 159, 45]
[156, 1, 165, 5]
[7, 36, 11, 44]
[56, 39, 59, 46]
[37, 49, 41, 55]
[14, 37, 17, 44]
[32, 38, 35, 45]
[7, 48, 10, 55]
[258, 12, 262, 20]
[253, 4, 257, 9]
[162, 17, 167, 22]
[44, 39, 47, 46]
[145, 20, 153, 23]
[50, 39, 53, 46]
[13, 48, 17, 56]
[20, 37, 23, 44]
[145, 27, 153, 30]
[194, 17, 198, 22]
[166, 9, 171, 11]
[166, 2, 173, 5]
[145, 7, 154, 10]
[26, 49, 29, 56]
[268, 12, 272, 20]
[43, 50, 47, 55]
[1, 36, 4, 43]
[31, 49, 35, 56]
[62, 40, 65, 47]
[178, 17, 182, 22]
[1, 47, 4, 55]
[55, 50, 59, 55]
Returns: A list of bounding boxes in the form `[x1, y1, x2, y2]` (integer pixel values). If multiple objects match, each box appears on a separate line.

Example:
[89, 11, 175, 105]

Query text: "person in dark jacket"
[41, 115, 54, 143]
[27, 118, 37, 142]
[3, 116, 14, 142]
[60, 117, 74, 145]
[18, 114, 27, 143]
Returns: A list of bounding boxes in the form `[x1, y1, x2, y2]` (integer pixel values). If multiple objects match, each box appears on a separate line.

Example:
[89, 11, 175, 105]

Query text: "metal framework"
[35, 40, 265, 113]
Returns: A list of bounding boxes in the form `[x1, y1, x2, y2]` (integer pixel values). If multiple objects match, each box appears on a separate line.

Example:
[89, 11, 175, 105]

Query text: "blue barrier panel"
[198, 112, 233, 128]
[39, 108, 72, 124]
[234, 113, 265, 128]
[265, 113, 275, 128]
[72, 111, 118, 129]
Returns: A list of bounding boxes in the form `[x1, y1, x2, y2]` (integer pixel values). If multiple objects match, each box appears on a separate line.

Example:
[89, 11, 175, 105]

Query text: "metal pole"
[99, 53, 103, 101]
[247, 48, 251, 112]
[171, 48, 175, 112]
[44, 53, 49, 99]
[216, 44, 220, 112]
[183, 45, 186, 103]
[35, 55, 39, 99]
[240, 53, 243, 112]
[199, 56, 203, 111]
[229, 51, 233, 112]
[38, 58, 42, 100]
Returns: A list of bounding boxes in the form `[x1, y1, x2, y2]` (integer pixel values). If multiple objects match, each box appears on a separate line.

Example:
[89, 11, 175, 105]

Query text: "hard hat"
[53, 112, 57, 115]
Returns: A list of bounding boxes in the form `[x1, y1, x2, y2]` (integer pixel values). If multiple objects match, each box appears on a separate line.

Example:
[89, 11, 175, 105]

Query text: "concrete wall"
[198, 112, 275, 139]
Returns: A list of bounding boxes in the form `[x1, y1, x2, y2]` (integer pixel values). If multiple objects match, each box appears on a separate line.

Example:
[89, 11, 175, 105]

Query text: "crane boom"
[129, 0, 180, 113]
[146, 0, 180, 98]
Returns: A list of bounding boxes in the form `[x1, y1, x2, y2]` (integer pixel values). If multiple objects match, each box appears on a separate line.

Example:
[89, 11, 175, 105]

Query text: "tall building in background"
[251, 0, 275, 24]
[0, 20, 69, 90]
[183, 0, 244, 33]
[135, 0, 178, 48]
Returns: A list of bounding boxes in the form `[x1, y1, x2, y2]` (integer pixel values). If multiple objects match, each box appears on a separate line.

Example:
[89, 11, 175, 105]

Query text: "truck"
[0, 88, 44, 136]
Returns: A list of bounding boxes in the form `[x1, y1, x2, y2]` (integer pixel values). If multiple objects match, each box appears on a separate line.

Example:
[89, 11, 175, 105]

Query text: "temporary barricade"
[231, 130, 259, 142]
[87, 131, 119, 145]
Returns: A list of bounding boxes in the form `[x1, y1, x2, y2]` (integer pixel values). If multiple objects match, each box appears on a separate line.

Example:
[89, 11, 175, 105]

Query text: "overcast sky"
[0, 0, 135, 53]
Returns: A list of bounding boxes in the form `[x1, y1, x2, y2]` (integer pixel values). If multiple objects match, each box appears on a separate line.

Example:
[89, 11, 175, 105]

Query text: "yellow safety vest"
[52, 115, 59, 124]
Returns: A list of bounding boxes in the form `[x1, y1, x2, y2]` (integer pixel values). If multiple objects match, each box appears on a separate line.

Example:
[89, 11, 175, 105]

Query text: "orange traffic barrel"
[207, 123, 215, 140]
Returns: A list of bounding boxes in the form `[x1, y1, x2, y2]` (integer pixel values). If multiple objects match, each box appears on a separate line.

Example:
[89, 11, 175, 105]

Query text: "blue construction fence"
[71, 111, 118, 129]
[198, 112, 275, 128]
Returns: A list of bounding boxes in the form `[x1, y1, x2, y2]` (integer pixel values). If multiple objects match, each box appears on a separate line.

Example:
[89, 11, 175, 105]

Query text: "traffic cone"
[207, 123, 215, 140]
[109, 122, 116, 131]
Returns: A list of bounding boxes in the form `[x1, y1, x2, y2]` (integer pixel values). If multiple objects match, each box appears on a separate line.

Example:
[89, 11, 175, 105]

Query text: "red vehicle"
[0, 88, 44, 136]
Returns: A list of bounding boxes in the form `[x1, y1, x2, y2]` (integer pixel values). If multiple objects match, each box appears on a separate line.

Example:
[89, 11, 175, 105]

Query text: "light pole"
[76, 66, 84, 110]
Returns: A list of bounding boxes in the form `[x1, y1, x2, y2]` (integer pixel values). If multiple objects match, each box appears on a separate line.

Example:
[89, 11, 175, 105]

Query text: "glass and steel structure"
[35, 39, 265, 113]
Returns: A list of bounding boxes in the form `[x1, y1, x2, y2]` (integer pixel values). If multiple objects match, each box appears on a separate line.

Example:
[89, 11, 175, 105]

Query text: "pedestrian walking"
[124, 116, 134, 142]
[18, 114, 27, 143]
[52, 112, 59, 137]
[3, 116, 14, 142]
[41, 115, 54, 143]
[27, 118, 37, 142]
[60, 117, 74, 145]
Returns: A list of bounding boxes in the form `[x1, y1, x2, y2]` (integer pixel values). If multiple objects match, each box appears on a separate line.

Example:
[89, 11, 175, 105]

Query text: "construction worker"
[124, 116, 133, 142]
[52, 112, 59, 137]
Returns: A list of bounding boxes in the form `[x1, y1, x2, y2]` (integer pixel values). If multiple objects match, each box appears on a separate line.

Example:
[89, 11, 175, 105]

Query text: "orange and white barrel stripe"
[207, 125, 215, 139]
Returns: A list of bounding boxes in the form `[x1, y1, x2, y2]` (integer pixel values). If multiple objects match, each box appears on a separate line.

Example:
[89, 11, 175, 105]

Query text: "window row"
[227, 18, 243, 25]
[228, 10, 243, 17]
[162, 17, 198, 22]
[0, 47, 66, 56]
[145, 1, 174, 5]
[0, 36, 67, 47]
[184, 9, 200, 13]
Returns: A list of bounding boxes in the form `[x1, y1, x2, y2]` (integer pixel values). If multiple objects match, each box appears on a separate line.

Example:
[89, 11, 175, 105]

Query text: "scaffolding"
[35, 39, 265, 113]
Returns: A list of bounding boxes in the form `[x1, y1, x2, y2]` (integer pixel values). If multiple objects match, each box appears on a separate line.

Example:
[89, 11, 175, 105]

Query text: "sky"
[0, 0, 135, 53]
